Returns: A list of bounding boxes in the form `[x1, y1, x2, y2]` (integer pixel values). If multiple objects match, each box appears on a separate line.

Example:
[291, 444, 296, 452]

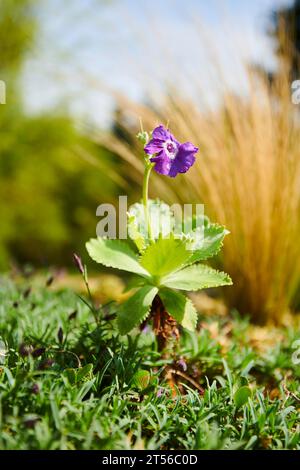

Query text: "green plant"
[86, 125, 232, 347]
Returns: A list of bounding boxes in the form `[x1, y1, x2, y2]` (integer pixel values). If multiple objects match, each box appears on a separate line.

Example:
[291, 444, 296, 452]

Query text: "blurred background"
[0, 0, 300, 323]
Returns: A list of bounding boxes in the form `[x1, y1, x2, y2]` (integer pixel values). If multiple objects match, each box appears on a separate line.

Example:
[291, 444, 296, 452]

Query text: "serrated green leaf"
[175, 213, 206, 249]
[185, 224, 228, 264]
[159, 289, 198, 331]
[123, 275, 148, 293]
[140, 237, 191, 278]
[175, 213, 209, 232]
[86, 238, 150, 277]
[117, 285, 158, 334]
[234, 386, 252, 408]
[161, 264, 232, 291]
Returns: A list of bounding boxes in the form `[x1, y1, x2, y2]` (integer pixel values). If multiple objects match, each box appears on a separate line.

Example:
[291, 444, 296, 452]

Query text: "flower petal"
[150, 154, 172, 175]
[169, 142, 198, 177]
[152, 125, 171, 140]
[144, 138, 164, 155]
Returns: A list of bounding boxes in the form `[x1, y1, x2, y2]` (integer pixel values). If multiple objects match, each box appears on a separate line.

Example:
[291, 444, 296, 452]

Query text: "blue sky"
[22, 0, 292, 126]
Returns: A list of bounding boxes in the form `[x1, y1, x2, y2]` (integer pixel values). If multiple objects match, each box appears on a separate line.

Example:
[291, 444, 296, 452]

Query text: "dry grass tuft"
[98, 62, 300, 324]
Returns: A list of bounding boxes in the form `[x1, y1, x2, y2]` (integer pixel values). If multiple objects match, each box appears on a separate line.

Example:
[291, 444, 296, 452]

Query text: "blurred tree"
[0, 0, 121, 269]
[0, 0, 36, 74]
[250, 1, 300, 83]
[270, 0, 300, 79]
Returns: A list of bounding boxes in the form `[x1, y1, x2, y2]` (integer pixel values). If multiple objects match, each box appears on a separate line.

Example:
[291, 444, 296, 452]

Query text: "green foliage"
[87, 206, 232, 335]
[161, 264, 232, 291]
[234, 386, 252, 409]
[159, 289, 198, 331]
[63, 364, 93, 386]
[0, 114, 123, 270]
[0, 0, 125, 269]
[117, 286, 158, 334]
[185, 223, 228, 264]
[131, 370, 151, 390]
[0, 0, 36, 75]
[140, 236, 190, 277]
[0, 278, 299, 450]
[86, 238, 150, 277]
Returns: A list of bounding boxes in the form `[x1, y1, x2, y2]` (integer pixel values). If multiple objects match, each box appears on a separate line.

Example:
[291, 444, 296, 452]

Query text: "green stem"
[83, 267, 99, 325]
[143, 162, 154, 241]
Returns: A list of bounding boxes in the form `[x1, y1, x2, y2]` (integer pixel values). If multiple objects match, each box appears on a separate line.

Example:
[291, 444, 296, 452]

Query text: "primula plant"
[86, 125, 232, 349]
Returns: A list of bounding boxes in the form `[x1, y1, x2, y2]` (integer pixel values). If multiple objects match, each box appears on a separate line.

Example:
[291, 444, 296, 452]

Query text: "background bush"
[0, 0, 126, 269]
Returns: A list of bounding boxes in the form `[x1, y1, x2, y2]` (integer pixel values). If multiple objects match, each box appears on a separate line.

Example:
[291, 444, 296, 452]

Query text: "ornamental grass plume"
[98, 66, 300, 325]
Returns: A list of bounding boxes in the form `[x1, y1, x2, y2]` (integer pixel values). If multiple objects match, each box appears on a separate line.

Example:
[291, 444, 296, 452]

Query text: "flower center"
[164, 140, 177, 159]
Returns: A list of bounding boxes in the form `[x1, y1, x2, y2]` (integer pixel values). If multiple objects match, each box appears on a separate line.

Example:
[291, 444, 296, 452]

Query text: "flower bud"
[73, 253, 84, 275]
[136, 130, 149, 145]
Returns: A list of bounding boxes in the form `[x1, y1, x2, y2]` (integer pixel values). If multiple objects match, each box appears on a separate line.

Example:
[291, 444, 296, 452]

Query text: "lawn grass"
[0, 276, 299, 450]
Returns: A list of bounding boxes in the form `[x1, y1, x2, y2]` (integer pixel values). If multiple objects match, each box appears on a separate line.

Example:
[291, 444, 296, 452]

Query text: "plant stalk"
[143, 162, 154, 241]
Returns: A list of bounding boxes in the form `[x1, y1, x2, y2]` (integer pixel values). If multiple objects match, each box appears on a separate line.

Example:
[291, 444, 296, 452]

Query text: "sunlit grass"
[0, 277, 299, 450]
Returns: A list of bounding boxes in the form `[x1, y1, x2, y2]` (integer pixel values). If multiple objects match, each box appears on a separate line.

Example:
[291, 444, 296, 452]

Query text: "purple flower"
[144, 125, 198, 178]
